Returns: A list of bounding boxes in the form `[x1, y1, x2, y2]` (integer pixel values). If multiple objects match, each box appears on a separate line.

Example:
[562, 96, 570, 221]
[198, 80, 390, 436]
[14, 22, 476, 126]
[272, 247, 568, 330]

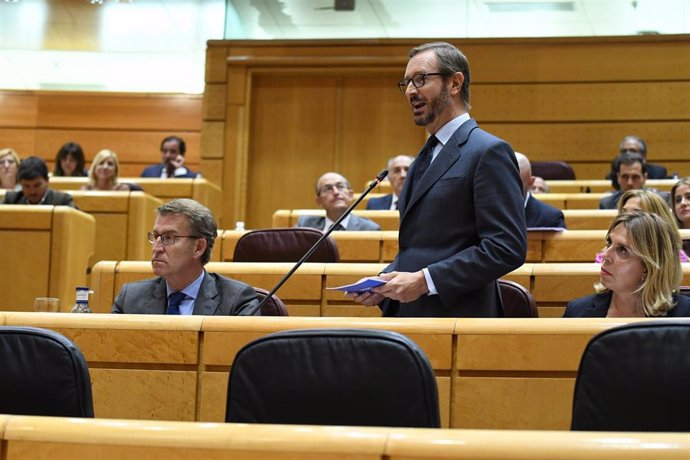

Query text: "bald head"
[514, 152, 532, 197]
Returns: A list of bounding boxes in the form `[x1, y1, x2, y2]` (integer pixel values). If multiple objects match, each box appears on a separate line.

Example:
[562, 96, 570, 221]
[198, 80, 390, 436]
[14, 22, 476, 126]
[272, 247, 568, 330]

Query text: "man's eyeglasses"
[397, 73, 444, 93]
[318, 182, 350, 195]
[147, 231, 201, 246]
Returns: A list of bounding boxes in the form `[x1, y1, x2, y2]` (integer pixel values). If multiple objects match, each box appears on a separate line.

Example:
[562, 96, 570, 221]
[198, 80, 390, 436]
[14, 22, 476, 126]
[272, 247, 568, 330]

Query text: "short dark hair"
[18, 156, 49, 181]
[160, 136, 186, 156]
[608, 152, 647, 190]
[54, 142, 86, 177]
[408, 42, 471, 111]
[157, 198, 216, 265]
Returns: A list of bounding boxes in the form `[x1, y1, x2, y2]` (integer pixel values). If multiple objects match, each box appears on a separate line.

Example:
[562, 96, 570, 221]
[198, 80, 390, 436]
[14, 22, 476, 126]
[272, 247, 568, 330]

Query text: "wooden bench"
[0, 205, 95, 312]
[545, 179, 677, 193]
[219, 228, 690, 264]
[4, 415, 690, 459]
[0, 313, 673, 431]
[48, 177, 224, 225]
[273, 209, 618, 231]
[90, 261, 690, 317]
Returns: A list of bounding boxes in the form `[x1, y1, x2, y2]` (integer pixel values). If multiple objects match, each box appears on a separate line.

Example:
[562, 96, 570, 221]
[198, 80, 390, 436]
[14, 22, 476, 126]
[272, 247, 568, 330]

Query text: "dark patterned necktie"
[166, 291, 186, 315]
[411, 135, 438, 189]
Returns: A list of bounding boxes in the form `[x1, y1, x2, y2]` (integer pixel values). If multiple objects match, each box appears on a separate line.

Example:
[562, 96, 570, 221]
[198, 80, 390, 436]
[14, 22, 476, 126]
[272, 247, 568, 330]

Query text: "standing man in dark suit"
[515, 152, 566, 228]
[366, 155, 414, 210]
[112, 198, 259, 316]
[3, 156, 75, 207]
[140, 136, 198, 178]
[351, 42, 527, 317]
[296, 172, 380, 231]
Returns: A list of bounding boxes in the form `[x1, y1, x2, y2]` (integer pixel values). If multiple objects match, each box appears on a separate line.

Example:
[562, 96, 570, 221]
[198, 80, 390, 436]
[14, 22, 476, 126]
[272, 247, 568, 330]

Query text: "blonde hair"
[617, 189, 678, 229]
[0, 148, 21, 166]
[594, 211, 682, 316]
[87, 149, 120, 189]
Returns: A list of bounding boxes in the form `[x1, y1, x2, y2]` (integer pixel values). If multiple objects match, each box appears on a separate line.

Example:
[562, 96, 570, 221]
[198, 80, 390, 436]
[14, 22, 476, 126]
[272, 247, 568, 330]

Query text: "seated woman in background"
[595, 189, 688, 262]
[82, 149, 141, 191]
[672, 177, 690, 254]
[53, 142, 87, 177]
[565, 211, 690, 317]
[0, 148, 20, 190]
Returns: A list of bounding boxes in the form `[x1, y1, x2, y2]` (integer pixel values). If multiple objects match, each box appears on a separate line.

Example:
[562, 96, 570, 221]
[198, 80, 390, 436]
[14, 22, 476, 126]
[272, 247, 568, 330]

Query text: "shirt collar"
[324, 213, 351, 231]
[432, 113, 471, 148]
[166, 270, 205, 300]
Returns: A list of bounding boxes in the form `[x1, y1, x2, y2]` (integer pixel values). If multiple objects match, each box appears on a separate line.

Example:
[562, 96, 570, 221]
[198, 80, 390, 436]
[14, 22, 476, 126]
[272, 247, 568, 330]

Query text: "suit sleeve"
[230, 282, 261, 316]
[112, 284, 127, 314]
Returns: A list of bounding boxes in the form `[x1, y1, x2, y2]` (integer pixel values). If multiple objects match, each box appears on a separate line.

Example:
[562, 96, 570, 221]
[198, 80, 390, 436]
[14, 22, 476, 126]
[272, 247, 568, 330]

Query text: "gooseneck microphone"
[256, 169, 389, 311]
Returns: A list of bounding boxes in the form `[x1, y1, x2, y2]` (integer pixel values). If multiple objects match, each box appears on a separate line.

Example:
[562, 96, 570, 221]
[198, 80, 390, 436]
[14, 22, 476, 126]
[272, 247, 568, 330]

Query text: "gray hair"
[157, 198, 217, 264]
[409, 42, 471, 111]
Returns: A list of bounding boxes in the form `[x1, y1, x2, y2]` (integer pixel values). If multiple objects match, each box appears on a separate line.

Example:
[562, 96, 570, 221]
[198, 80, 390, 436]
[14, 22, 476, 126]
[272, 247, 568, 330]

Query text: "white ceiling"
[0, 0, 688, 93]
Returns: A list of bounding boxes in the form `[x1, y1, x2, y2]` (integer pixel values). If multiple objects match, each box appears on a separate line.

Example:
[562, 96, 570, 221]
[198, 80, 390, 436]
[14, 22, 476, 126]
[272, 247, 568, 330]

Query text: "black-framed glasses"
[147, 231, 201, 246]
[397, 73, 444, 93]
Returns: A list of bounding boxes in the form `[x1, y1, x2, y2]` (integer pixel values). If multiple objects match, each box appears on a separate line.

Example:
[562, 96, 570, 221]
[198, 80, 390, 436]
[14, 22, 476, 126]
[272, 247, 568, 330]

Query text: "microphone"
[256, 168, 389, 311]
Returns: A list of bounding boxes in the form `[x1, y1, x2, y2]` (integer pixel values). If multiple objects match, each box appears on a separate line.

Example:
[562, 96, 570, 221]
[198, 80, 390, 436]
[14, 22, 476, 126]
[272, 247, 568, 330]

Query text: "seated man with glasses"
[296, 172, 381, 231]
[112, 198, 259, 316]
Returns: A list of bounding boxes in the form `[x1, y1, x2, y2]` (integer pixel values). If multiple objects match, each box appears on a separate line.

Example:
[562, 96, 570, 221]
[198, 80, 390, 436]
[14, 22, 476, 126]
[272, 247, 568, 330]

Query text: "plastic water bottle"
[71, 286, 93, 313]
[235, 221, 246, 231]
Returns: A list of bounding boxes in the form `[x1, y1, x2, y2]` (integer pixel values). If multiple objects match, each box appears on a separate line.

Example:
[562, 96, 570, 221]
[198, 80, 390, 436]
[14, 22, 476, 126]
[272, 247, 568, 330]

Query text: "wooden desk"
[0, 205, 94, 311]
[4, 415, 690, 459]
[546, 179, 677, 193]
[48, 177, 224, 225]
[274, 209, 618, 231]
[69, 191, 162, 264]
[0, 314, 673, 431]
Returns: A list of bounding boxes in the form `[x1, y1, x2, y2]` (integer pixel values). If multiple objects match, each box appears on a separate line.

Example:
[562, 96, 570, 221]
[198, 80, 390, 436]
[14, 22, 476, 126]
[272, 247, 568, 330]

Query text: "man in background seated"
[367, 155, 414, 210]
[296, 172, 380, 231]
[515, 152, 565, 228]
[605, 135, 667, 182]
[141, 136, 198, 178]
[113, 199, 259, 316]
[530, 176, 549, 194]
[599, 152, 670, 209]
[3, 156, 75, 207]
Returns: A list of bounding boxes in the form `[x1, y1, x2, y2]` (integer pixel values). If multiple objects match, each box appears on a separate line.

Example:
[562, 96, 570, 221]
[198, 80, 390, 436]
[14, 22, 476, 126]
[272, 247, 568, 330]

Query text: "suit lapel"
[143, 278, 167, 314]
[589, 292, 612, 316]
[192, 272, 219, 315]
[401, 120, 477, 221]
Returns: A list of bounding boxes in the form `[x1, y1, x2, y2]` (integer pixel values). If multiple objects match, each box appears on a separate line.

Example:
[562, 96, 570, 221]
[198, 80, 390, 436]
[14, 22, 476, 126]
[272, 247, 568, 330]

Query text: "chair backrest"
[226, 328, 440, 428]
[531, 161, 576, 180]
[571, 321, 690, 431]
[0, 326, 94, 417]
[499, 279, 538, 317]
[254, 287, 289, 316]
[233, 228, 339, 262]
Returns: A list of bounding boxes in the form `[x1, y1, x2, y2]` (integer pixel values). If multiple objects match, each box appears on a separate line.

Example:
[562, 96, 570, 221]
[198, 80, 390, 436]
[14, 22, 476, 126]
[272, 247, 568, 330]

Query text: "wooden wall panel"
[0, 91, 203, 183]
[246, 75, 339, 228]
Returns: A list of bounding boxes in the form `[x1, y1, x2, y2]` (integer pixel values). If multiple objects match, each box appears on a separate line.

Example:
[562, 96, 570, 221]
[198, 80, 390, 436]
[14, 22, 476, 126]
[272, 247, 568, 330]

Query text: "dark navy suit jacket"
[564, 291, 690, 317]
[381, 119, 527, 318]
[366, 194, 394, 210]
[525, 194, 566, 228]
[3, 189, 76, 208]
[140, 163, 198, 178]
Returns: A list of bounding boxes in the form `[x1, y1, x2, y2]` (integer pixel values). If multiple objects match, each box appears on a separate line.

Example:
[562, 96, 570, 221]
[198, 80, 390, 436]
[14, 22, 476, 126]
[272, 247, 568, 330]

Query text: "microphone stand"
[256, 169, 389, 311]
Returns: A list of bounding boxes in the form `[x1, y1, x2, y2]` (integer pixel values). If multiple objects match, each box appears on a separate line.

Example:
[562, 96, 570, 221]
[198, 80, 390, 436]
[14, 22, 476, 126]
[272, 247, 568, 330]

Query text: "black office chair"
[233, 228, 339, 262]
[0, 326, 94, 417]
[254, 287, 288, 316]
[226, 328, 440, 428]
[499, 279, 538, 317]
[571, 321, 690, 431]
[531, 161, 576, 180]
